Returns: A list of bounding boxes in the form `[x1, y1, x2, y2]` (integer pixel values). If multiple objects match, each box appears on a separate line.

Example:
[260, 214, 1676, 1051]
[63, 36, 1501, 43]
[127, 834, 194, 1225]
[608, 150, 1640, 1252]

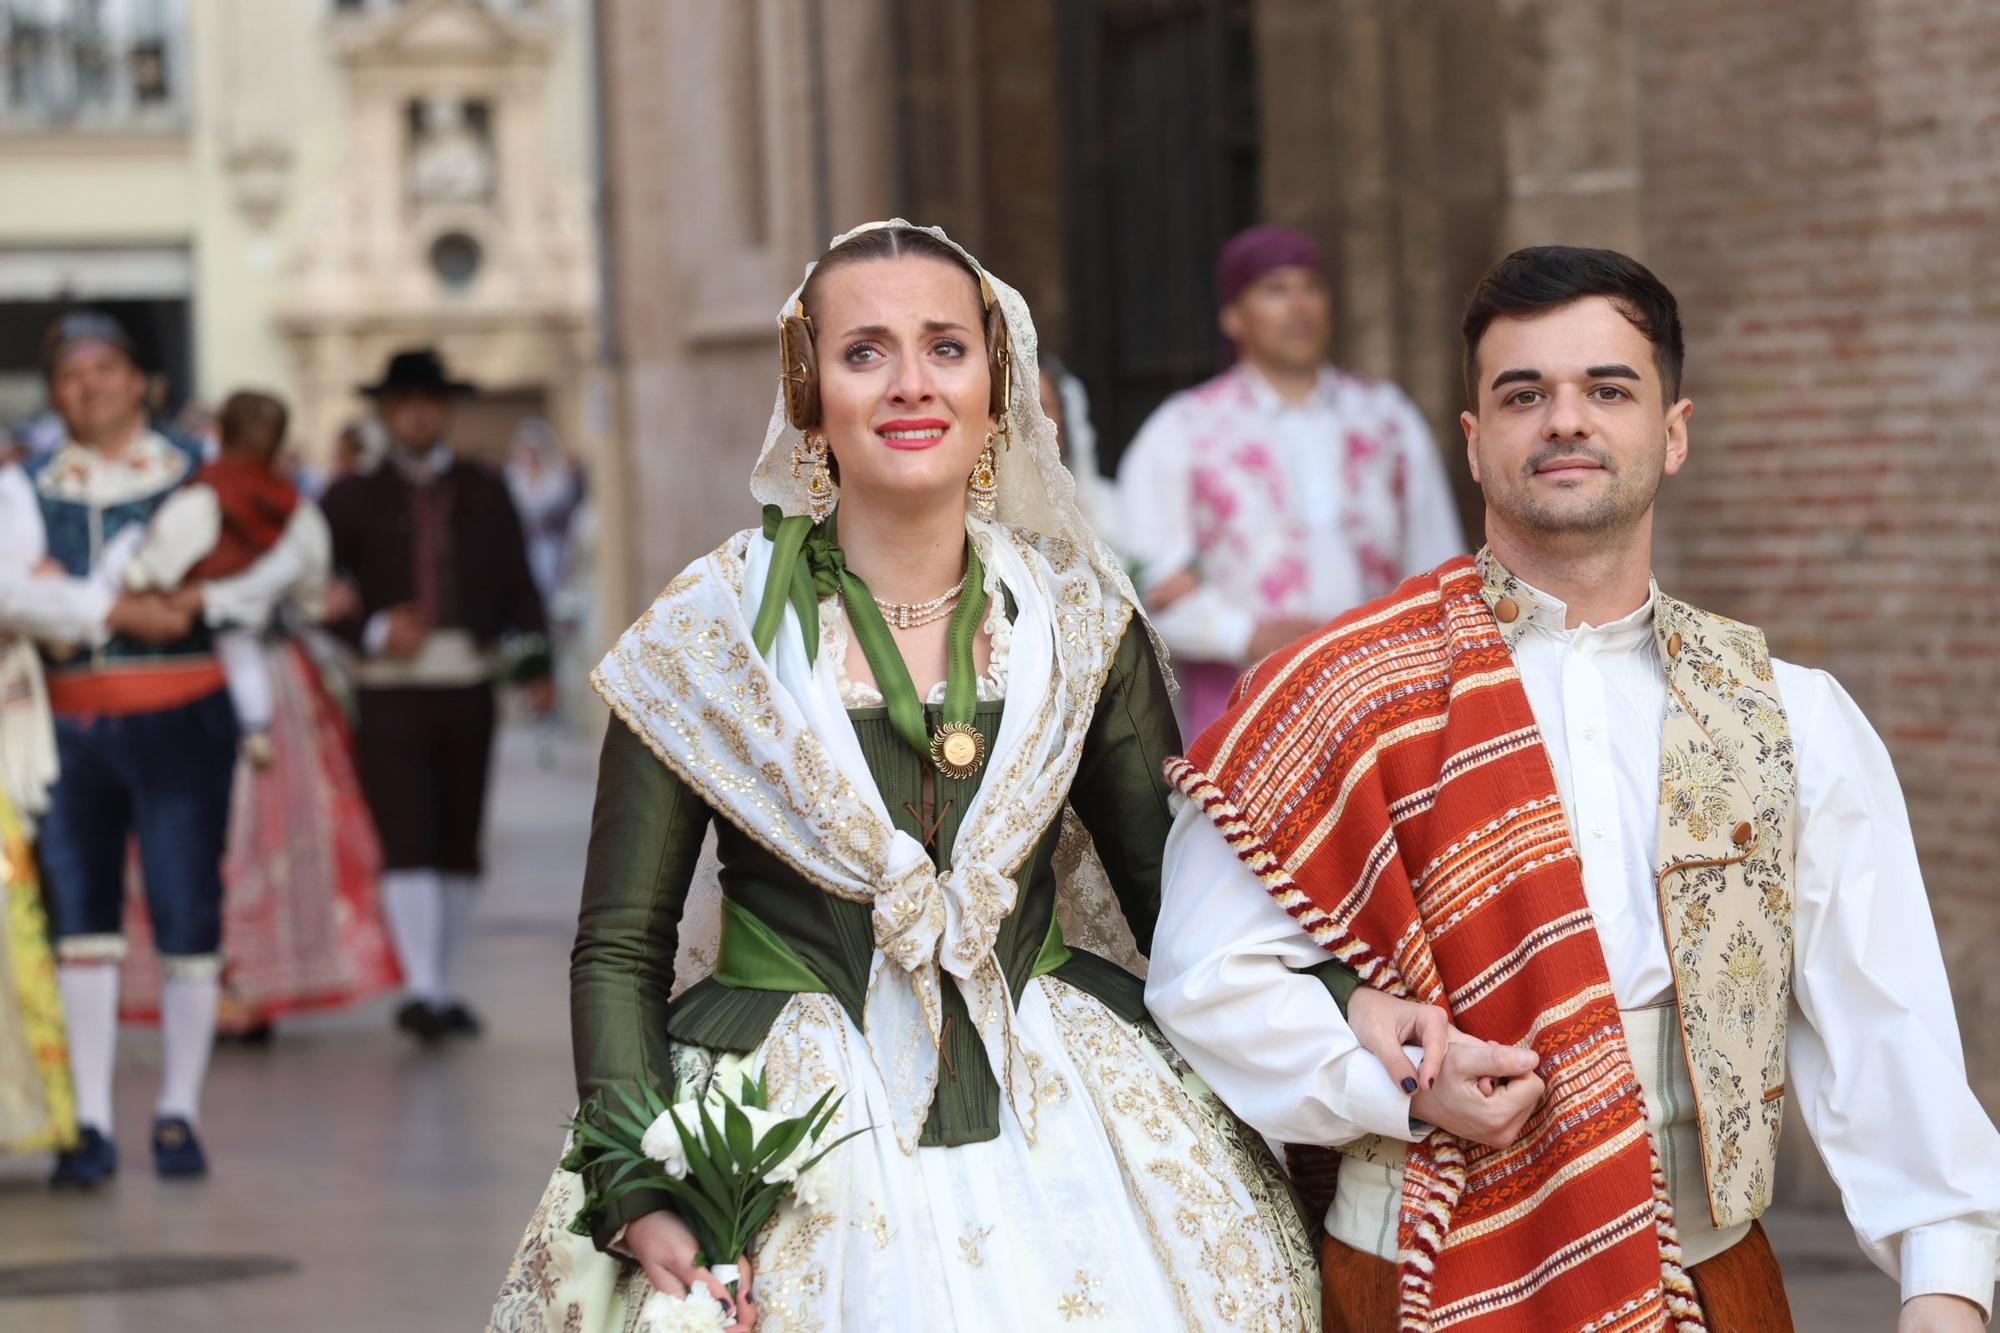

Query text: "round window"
[429, 232, 483, 290]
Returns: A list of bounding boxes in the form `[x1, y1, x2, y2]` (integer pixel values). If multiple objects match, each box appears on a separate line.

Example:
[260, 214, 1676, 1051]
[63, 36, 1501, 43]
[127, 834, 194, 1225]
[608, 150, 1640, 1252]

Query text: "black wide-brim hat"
[358, 348, 477, 398]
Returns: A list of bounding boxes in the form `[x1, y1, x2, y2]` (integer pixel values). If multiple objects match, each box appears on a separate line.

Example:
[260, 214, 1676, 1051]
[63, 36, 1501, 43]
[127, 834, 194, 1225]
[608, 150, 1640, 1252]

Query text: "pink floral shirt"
[1116, 364, 1466, 673]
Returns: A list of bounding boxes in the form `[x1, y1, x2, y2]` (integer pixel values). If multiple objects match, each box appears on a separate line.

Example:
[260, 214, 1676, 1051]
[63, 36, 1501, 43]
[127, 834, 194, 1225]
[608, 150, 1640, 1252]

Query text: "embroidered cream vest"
[1479, 557, 1799, 1228]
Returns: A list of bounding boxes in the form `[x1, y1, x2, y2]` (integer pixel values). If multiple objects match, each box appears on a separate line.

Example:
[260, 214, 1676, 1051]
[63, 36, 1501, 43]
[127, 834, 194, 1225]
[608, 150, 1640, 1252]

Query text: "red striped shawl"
[1167, 556, 1704, 1333]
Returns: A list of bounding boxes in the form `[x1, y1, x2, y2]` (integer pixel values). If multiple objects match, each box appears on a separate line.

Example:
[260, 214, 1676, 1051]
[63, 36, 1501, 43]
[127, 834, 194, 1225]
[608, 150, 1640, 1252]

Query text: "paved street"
[0, 719, 1908, 1331]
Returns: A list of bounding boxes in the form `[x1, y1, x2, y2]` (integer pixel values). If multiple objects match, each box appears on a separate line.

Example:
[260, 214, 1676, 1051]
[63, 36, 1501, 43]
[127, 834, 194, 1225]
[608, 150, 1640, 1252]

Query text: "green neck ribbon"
[756, 505, 989, 764]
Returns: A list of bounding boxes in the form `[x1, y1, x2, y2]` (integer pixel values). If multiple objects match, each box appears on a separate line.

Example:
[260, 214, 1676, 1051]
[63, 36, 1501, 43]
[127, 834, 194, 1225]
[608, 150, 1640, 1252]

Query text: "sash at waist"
[713, 896, 1074, 995]
[680, 897, 1087, 1149]
[45, 659, 226, 717]
[1324, 999, 1754, 1267]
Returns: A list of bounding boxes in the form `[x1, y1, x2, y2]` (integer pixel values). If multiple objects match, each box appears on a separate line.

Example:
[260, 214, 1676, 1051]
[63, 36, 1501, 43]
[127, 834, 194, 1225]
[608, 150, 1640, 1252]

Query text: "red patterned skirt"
[121, 639, 400, 1022]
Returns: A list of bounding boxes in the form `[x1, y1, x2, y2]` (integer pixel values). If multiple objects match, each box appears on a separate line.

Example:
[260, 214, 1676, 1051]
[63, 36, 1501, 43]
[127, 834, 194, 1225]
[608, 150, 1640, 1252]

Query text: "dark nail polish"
[1401, 1076, 1418, 1094]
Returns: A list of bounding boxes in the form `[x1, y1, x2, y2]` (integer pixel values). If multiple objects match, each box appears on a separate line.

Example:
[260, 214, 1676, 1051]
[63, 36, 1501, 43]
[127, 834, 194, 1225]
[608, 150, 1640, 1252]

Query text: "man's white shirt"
[1146, 572, 2000, 1313]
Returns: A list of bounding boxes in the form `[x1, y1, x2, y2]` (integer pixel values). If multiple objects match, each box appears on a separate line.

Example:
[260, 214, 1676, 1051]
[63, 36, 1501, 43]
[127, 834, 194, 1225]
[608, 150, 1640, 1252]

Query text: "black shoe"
[437, 1001, 484, 1038]
[152, 1116, 208, 1179]
[49, 1125, 118, 1189]
[395, 999, 448, 1044]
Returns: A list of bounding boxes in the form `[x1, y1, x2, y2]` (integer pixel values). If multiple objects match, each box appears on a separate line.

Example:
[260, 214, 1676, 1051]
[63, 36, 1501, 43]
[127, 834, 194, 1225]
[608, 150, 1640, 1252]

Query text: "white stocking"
[157, 968, 219, 1124]
[57, 963, 118, 1134]
[438, 874, 480, 1005]
[382, 869, 445, 1003]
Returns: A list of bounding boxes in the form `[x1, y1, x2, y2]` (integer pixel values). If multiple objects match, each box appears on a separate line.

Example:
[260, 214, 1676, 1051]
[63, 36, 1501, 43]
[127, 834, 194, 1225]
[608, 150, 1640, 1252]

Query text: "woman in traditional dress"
[116, 629, 399, 1037]
[0, 457, 90, 1160]
[491, 222, 1370, 1332]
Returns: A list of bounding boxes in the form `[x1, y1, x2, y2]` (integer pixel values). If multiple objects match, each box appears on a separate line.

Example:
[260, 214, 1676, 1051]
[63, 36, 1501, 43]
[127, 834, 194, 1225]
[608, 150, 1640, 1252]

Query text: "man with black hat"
[27, 311, 320, 1187]
[321, 348, 550, 1044]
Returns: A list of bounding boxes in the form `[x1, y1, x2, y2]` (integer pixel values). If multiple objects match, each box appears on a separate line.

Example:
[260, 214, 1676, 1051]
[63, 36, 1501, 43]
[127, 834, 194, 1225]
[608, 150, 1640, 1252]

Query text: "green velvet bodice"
[568, 623, 1180, 1246]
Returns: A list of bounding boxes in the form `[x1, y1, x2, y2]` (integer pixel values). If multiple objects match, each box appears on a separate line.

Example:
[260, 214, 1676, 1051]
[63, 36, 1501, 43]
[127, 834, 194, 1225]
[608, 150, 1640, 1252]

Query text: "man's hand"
[1898, 1294, 1986, 1332]
[1246, 616, 1323, 662]
[163, 584, 206, 618]
[1143, 568, 1201, 614]
[1409, 1040, 1544, 1149]
[320, 579, 362, 626]
[381, 604, 433, 660]
[1347, 987, 1452, 1095]
[105, 592, 195, 645]
[625, 1210, 758, 1332]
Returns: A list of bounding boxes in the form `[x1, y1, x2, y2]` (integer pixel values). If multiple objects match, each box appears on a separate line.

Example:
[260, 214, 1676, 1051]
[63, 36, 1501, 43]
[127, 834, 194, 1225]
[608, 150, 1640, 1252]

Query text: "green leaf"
[625, 1178, 731, 1254]
[748, 1117, 810, 1174]
[723, 1100, 754, 1167]
[796, 1125, 873, 1175]
[735, 1180, 794, 1246]
[740, 1071, 762, 1109]
[601, 1157, 650, 1192]
[807, 1090, 844, 1139]
[676, 1110, 736, 1222]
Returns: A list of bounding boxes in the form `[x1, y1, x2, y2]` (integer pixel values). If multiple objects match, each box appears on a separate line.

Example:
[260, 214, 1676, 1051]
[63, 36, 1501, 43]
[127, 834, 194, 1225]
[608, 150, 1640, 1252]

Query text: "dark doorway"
[1058, 0, 1259, 477]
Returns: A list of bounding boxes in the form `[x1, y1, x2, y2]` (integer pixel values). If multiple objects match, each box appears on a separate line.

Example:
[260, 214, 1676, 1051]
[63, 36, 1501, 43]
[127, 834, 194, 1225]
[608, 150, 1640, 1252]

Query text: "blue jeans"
[38, 688, 238, 962]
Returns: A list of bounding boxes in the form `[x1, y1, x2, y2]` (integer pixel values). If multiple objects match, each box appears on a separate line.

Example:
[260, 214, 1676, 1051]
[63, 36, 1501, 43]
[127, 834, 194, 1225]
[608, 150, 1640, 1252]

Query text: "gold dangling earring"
[968, 430, 999, 521]
[791, 430, 836, 524]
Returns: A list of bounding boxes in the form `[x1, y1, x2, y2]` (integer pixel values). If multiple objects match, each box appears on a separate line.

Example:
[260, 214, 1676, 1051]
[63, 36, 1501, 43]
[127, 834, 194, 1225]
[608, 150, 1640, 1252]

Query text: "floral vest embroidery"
[1480, 552, 1798, 1228]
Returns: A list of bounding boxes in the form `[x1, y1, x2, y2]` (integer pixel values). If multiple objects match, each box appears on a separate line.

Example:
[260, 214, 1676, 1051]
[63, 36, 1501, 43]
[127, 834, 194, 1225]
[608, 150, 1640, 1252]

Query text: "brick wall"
[1637, 0, 2000, 1106]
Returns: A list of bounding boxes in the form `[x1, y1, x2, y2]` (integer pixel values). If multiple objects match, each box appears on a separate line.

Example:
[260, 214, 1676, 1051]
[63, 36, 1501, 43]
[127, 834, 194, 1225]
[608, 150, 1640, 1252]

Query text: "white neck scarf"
[594, 514, 1127, 1152]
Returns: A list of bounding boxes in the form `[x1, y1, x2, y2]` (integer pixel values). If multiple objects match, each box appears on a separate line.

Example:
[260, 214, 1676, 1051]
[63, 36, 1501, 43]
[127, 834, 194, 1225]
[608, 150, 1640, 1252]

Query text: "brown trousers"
[1320, 1220, 1795, 1332]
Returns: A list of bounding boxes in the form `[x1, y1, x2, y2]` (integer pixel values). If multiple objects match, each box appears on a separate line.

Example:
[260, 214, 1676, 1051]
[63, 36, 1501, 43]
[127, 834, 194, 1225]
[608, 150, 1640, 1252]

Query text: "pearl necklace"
[872, 572, 969, 630]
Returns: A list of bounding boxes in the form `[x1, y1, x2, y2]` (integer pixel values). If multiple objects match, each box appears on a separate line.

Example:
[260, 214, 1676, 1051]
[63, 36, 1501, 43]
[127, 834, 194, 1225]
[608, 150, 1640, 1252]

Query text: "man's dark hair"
[1460, 245, 1684, 406]
[218, 390, 289, 465]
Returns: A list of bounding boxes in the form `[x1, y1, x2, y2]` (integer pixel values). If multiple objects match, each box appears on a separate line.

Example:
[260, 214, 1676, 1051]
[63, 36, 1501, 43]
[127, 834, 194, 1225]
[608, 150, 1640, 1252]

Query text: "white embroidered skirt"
[489, 977, 1319, 1332]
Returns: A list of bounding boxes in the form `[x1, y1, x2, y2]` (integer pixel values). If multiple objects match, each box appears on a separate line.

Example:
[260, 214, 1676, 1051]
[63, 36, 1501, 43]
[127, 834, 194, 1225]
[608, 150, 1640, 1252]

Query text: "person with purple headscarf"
[1115, 225, 1465, 734]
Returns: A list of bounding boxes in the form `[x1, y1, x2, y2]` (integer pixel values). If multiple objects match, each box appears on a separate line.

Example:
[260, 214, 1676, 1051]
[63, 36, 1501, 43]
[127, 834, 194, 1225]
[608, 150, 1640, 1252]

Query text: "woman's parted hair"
[781, 226, 1011, 431]
[1460, 245, 1685, 406]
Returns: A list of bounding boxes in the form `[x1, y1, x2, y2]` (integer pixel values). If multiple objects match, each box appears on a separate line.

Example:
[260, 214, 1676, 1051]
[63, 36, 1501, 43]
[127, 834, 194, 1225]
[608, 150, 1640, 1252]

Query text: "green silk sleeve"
[1064, 623, 1182, 956]
[1298, 957, 1361, 1015]
[569, 715, 712, 1251]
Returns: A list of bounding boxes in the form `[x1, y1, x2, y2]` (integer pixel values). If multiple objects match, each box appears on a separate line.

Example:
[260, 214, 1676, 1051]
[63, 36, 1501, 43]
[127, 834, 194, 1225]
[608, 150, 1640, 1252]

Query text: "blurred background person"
[1116, 225, 1465, 735]
[112, 392, 398, 1043]
[1038, 353, 1122, 555]
[26, 312, 294, 1186]
[320, 349, 550, 1047]
[120, 391, 321, 768]
[503, 417, 583, 616]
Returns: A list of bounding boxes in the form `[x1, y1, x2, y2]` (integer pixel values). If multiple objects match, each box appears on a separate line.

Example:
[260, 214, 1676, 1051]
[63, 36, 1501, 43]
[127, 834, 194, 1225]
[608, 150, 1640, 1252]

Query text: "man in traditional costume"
[321, 348, 549, 1044]
[1116, 224, 1466, 736]
[27, 312, 320, 1185]
[1147, 246, 2000, 1332]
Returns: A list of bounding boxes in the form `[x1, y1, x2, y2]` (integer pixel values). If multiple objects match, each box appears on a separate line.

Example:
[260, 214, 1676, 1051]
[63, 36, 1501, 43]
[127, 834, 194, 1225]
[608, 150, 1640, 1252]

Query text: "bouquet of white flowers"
[564, 1065, 865, 1331]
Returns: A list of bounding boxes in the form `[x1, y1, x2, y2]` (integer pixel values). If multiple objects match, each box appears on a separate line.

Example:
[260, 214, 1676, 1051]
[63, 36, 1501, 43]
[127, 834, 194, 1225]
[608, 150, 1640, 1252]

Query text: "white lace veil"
[669, 219, 1157, 995]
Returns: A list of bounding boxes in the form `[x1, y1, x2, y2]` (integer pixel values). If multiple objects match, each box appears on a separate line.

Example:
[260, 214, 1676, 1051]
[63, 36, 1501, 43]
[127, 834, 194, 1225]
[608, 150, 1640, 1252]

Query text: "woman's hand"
[1346, 987, 1545, 1149]
[625, 1210, 759, 1332]
[1409, 1041, 1545, 1149]
[1346, 985, 1452, 1095]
